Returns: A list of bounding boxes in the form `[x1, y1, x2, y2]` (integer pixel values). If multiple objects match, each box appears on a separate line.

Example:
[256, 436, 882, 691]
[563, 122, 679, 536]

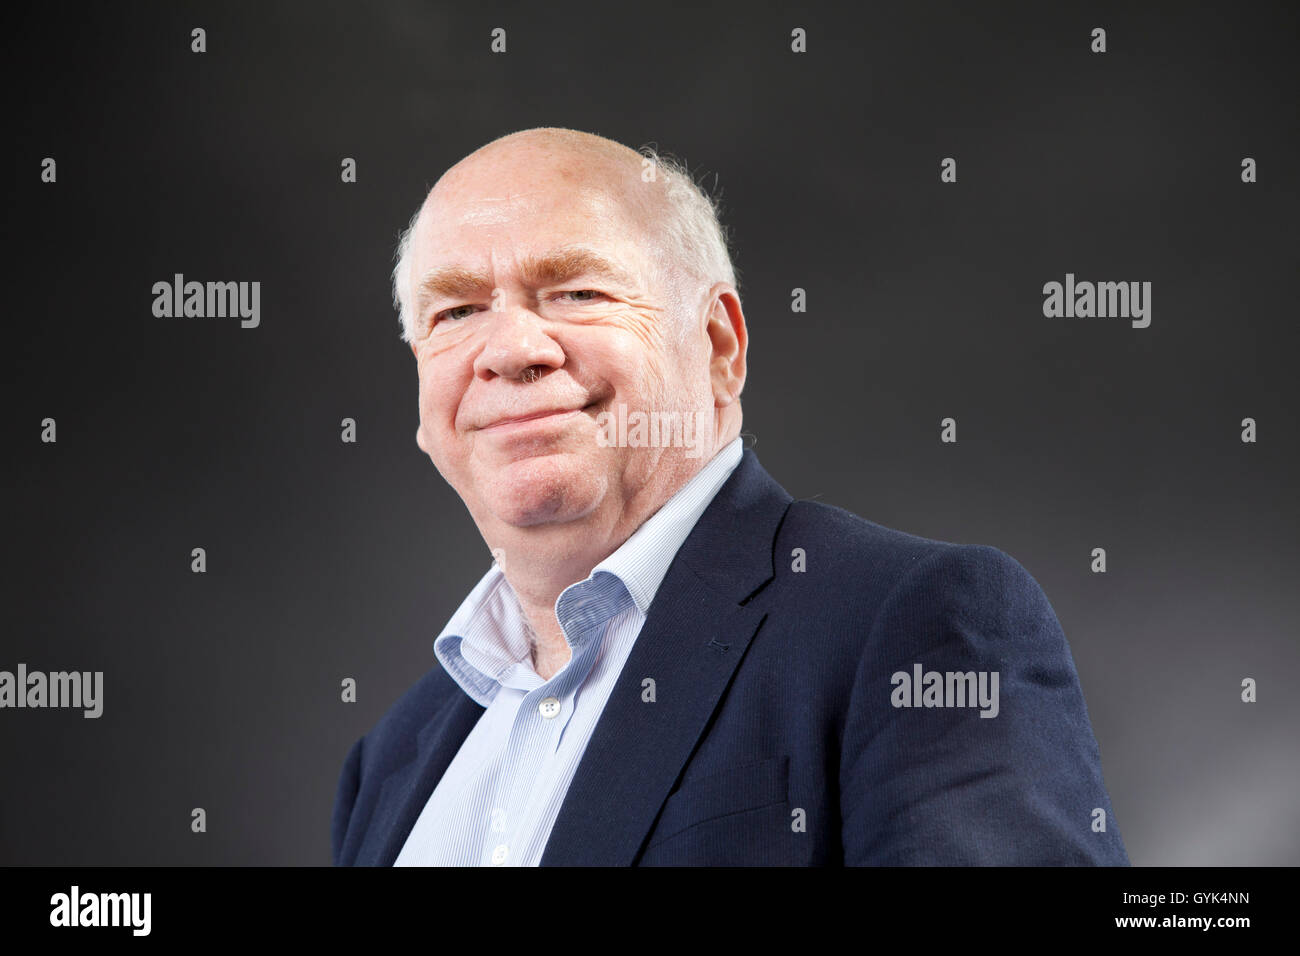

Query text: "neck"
[488, 418, 739, 680]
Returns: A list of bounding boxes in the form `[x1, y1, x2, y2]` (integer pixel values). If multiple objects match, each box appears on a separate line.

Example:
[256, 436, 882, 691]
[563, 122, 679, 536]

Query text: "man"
[331, 126, 1129, 866]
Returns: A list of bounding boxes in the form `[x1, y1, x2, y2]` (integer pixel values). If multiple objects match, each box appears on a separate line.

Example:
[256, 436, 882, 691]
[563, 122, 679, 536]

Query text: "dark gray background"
[4, 0, 1296, 865]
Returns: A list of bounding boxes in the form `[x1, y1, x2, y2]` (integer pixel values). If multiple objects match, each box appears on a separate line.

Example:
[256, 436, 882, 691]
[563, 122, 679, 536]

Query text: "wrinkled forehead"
[412, 153, 665, 273]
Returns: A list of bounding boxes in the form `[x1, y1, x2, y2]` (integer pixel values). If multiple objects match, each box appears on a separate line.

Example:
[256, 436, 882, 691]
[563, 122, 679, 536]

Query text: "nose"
[472, 304, 565, 382]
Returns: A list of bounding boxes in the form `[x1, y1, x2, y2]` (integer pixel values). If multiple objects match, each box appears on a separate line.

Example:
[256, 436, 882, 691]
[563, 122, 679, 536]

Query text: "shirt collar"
[432, 565, 531, 705]
[587, 436, 744, 615]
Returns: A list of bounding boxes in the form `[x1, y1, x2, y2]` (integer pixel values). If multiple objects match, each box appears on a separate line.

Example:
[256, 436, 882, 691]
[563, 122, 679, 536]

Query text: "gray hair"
[390, 142, 737, 343]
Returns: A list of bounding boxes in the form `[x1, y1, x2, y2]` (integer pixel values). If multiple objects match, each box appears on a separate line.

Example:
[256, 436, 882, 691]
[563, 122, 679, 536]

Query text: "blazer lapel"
[540, 447, 793, 865]
[352, 688, 484, 866]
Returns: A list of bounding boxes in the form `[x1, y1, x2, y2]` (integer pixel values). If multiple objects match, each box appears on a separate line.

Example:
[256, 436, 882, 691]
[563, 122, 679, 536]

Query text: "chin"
[481, 452, 608, 528]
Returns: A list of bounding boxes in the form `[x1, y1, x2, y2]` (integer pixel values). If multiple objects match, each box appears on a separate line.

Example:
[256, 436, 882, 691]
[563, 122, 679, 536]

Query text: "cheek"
[622, 333, 705, 409]
[415, 358, 468, 442]
[586, 314, 675, 400]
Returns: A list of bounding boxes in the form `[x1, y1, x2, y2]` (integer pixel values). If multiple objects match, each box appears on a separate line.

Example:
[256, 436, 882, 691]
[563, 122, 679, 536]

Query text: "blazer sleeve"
[839, 543, 1130, 865]
[331, 734, 365, 866]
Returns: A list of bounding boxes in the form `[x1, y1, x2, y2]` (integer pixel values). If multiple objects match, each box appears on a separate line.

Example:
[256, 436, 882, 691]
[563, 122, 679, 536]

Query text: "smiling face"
[406, 133, 732, 541]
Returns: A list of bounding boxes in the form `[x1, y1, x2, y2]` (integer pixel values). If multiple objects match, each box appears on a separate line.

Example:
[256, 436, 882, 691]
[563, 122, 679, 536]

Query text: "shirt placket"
[480, 589, 612, 867]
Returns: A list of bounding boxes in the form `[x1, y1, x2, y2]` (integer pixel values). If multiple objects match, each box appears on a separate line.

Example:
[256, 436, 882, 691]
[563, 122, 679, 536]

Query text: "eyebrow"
[414, 246, 640, 316]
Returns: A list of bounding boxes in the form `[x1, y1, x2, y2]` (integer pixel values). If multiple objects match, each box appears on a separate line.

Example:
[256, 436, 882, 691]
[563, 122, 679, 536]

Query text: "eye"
[557, 290, 605, 303]
[433, 304, 479, 325]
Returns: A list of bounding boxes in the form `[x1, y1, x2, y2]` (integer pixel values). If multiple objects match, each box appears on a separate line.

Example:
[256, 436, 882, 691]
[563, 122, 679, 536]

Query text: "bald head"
[446, 127, 647, 189]
[399, 124, 750, 570]
[391, 127, 735, 343]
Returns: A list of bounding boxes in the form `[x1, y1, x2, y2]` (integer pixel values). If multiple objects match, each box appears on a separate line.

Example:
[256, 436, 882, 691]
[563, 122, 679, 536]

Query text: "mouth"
[479, 402, 599, 432]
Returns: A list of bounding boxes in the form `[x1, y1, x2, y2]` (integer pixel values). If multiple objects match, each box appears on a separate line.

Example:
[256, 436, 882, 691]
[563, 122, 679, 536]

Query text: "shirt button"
[491, 844, 508, 865]
[538, 696, 561, 719]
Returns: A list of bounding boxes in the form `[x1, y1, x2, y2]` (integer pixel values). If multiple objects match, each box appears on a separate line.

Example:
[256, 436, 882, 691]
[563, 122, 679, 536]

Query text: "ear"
[703, 284, 747, 407]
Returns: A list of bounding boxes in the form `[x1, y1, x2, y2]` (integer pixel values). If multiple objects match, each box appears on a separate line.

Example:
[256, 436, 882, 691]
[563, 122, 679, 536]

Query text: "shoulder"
[776, 496, 1039, 596]
[777, 497, 947, 572]
[770, 498, 1056, 654]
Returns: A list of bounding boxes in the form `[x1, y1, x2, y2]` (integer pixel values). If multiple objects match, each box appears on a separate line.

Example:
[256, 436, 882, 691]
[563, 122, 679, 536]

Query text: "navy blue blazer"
[332, 447, 1129, 866]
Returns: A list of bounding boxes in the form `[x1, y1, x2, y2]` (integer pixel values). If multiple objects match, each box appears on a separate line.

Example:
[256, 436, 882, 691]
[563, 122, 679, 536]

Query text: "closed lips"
[481, 406, 587, 429]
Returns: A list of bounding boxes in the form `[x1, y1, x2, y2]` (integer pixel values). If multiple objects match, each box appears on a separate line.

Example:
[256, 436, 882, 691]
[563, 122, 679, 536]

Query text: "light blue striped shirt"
[394, 437, 744, 866]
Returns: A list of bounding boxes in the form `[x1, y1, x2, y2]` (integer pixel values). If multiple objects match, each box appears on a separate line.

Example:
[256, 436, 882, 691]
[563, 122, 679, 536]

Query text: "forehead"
[411, 164, 659, 278]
